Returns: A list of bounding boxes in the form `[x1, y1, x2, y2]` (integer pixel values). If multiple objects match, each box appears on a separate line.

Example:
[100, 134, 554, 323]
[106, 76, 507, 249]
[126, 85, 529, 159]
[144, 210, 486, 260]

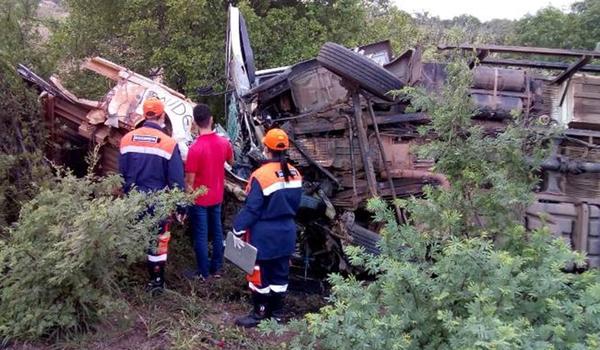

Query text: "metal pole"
[367, 99, 403, 223]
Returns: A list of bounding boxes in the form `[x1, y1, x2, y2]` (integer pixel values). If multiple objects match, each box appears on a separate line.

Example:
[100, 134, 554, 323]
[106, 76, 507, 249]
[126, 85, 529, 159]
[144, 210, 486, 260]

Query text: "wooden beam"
[352, 91, 378, 197]
[439, 44, 600, 59]
[481, 58, 600, 73]
[552, 56, 592, 85]
[83, 56, 186, 98]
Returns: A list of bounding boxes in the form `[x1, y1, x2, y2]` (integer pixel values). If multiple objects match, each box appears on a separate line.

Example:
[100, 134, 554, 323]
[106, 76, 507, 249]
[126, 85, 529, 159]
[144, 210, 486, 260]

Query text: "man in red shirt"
[185, 104, 233, 280]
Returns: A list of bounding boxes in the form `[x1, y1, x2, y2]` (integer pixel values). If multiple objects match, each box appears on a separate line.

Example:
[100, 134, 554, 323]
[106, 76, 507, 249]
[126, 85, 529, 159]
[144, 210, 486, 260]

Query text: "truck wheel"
[348, 223, 381, 255]
[317, 42, 404, 101]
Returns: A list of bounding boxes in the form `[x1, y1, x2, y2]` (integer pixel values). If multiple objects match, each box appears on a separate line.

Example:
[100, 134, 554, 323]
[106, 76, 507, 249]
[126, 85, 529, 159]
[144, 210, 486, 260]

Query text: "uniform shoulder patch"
[275, 169, 298, 178]
[132, 135, 160, 143]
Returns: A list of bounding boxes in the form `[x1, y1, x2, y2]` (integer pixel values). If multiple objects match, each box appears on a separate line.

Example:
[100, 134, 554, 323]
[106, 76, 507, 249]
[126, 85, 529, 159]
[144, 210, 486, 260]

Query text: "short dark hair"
[193, 104, 212, 128]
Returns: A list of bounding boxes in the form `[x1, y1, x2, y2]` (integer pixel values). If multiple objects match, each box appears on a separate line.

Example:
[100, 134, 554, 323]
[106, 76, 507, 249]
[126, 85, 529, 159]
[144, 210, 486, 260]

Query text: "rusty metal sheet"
[289, 136, 365, 171]
[289, 65, 347, 114]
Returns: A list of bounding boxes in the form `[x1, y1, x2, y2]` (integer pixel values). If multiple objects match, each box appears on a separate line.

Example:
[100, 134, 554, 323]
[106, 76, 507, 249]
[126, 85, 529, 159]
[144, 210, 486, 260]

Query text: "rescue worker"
[231, 128, 303, 328]
[119, 97, 185, 294]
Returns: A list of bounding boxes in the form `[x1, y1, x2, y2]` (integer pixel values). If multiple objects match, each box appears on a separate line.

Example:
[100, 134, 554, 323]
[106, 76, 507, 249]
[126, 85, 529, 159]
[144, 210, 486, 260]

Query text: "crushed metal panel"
[289, 66, 347, 114]
[84, 57, 195, 159]
[378, 136, 411, 171]
[106, 80, 147, 127]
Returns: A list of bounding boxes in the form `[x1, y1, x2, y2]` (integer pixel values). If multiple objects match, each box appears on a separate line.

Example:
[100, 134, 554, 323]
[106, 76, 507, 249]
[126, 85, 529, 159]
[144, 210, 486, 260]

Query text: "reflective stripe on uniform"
[261, 180, 302, 196]
[120, 126, 176, 160]
[246, 162, 303, 195]
[147, 254, 167, 262]
[121, 145, 173, 160]
[248, 282, 271, 294]
[270, 284, 288, 293]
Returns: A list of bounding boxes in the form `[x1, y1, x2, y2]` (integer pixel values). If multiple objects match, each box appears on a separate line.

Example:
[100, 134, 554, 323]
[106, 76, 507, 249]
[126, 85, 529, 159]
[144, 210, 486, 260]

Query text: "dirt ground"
[7, 228, 327, 350]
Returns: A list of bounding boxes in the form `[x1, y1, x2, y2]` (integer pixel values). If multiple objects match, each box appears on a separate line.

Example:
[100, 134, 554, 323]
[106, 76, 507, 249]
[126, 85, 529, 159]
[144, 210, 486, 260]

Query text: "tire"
[317, 42, 404, 101]
[348, 223, 381, 255]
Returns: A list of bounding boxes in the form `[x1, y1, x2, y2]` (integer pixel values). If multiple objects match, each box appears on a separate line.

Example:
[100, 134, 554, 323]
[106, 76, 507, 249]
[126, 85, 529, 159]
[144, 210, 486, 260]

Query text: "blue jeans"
[190, 204, 224, 278]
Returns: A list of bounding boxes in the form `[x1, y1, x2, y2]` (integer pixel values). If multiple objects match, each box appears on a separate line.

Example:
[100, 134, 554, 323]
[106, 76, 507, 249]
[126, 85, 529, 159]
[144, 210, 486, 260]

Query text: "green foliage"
[267, 59, 600, 349]
[0, 172, 190, 340]
[286, 211, 600, 349]
[515, 0, 600, 50]
[402, 59, 546, 239]
[50, 0, 418, 114]
[0, 56, 49, 228]
[415, 14, 516, 51]
[0, 0, 57, 227]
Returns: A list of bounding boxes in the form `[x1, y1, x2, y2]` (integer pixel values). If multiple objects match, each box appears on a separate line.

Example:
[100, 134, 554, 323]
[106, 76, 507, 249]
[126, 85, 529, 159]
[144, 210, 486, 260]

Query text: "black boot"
[269, 292, 285, 323]
[235, 292, 268, 328]
[145, 260, 165, 295]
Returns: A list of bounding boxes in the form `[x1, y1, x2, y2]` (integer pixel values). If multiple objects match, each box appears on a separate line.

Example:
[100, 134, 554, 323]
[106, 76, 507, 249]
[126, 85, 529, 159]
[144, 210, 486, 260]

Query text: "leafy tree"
[50, 0, 417, 110]
[264, 59, 600, 349]
[515, 0, 600, 50]
[570, 0, 600, 49]
[0, 0, 53, 227]
[515, 7, 576, 49]
[414, 13, 516, 51]
[0, 172, 190, 340]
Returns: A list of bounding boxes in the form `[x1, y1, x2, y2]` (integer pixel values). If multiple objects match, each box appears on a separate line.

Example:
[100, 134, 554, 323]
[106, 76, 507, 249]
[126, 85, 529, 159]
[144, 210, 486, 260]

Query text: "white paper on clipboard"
[224, 231, 257, 274]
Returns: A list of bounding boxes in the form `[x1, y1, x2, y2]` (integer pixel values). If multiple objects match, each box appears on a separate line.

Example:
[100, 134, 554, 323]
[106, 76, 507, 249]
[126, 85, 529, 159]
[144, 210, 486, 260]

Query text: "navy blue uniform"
[119, 121, 184, 193]
[233, 160, 302, 294]
[119, 121, 185, 289]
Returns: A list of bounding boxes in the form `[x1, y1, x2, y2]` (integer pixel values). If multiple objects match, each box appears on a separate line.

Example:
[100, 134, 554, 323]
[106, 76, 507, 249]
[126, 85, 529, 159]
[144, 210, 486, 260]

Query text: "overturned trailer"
[17, 58, 246, 198]
[225, 6, 600, 273]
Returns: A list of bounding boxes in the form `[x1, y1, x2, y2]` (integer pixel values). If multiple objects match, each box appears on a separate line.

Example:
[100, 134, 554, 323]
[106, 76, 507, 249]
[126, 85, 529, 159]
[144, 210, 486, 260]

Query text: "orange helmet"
[143, 97, 164, 118]
[262, 128, 289, 151]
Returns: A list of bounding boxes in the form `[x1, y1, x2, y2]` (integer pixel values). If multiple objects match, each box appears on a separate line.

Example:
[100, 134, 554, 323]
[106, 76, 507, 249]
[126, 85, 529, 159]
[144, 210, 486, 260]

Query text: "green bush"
[0, 172, 189, 340]
[285, 201, 600, 349]
[268, 59, 600, 349]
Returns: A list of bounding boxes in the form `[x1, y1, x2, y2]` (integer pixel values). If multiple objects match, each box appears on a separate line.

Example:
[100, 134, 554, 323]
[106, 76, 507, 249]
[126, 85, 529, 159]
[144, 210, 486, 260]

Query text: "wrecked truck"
[225, 6, 600, 274]
[18, 6, 600, 277]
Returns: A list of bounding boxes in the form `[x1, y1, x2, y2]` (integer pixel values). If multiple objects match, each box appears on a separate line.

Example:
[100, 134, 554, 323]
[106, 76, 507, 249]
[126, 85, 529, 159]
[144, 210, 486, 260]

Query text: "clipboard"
[224, 231, 257, 274]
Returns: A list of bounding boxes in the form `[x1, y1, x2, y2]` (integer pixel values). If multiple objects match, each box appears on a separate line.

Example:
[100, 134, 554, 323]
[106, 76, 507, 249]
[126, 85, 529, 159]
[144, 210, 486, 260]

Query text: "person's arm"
[167, 145, 185, 190]
[184, 144, 199, 193]
[119, 152, 132, 193]
[232, 178, 264, 233]
[185, 173, 196, 193]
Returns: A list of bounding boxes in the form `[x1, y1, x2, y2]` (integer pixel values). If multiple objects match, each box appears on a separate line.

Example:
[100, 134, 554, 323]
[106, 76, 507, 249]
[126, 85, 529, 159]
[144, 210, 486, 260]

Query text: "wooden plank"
[439, 44, 600, 58]
[352, 91, 378, 197]
[83, 57, 121, 81]
[470, 88, 529, 98]
[575, 203, 590, 253]
[84, 57, 186, 99]
[552, 56, 592, 85]
[574, 92, 600, 100]
[564, 129, 600, 138]
[117, 71, 185, 99]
